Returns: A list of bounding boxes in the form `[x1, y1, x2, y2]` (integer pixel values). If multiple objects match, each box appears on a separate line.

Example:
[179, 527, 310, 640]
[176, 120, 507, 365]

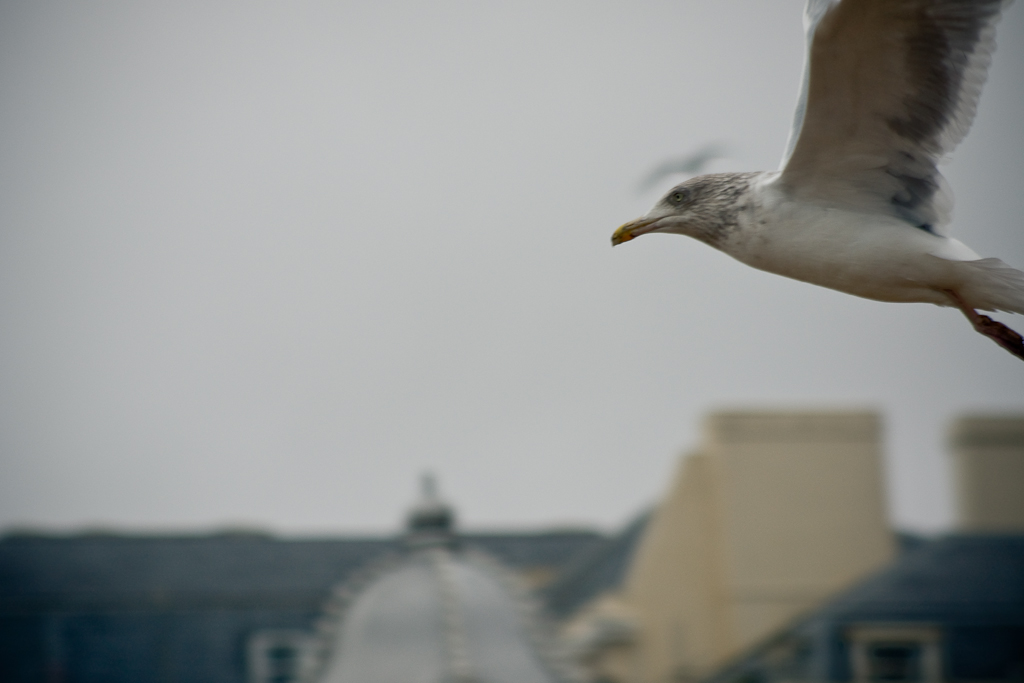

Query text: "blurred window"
[866, 642, 922, 681]
[847, 624, 942, 683]
[248, 630, 316, 683]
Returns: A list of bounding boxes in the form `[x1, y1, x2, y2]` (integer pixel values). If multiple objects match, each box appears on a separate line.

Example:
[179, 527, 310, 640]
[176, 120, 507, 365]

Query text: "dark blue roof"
[541, 511, 650, 618]
[819, 534, 1024, 623]
[0, 529, 605, 612]
[704, 534, 1024, 683]
[0, 529, 605, 683]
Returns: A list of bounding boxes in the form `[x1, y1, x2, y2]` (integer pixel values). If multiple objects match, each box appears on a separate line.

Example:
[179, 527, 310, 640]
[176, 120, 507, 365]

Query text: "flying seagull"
[612, 0, 1024, 361]
[637, 143, 727, 194]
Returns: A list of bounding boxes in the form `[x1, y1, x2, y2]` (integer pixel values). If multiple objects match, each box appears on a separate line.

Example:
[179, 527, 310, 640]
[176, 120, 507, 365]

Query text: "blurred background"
[3, 3, 1024, 682]
[1, 0, 1022, 539]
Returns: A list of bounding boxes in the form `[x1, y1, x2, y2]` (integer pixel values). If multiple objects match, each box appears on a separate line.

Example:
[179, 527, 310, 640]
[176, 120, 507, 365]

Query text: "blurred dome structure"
[311, 475, 572, 683]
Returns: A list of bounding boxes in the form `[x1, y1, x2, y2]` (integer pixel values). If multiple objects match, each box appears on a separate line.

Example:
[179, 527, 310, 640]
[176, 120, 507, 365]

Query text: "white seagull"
[612, 0, 1024, 361]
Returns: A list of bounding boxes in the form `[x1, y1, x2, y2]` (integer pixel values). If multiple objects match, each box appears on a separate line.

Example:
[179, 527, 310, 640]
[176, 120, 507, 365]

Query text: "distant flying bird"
[612, 0, 1024, 361]
[637, 144, 727, 194]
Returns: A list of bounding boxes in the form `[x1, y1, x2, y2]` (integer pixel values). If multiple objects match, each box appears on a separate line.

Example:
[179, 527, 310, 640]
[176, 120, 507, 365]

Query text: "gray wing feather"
[778, 0, 1011, 235]
[779, 0, 841, 168]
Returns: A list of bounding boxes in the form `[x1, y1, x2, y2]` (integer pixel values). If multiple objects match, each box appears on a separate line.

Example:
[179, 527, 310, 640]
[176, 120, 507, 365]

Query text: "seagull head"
[611, 173, 752, 247]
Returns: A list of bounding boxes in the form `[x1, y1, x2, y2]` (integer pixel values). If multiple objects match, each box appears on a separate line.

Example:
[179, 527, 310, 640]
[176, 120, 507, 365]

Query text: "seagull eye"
[669, 190, 689, 205]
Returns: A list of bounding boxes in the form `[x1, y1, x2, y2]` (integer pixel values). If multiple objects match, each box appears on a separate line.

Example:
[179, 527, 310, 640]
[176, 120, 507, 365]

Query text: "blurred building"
[557, 411, 896, 682]
[705, 534, 1024, 683]
[4, 412, 1022, 683]
[0, 480, 602, 683]
[308, 475, 572, 683]
[952, 415, 1024, 533]
[702, 415, 1024, 682]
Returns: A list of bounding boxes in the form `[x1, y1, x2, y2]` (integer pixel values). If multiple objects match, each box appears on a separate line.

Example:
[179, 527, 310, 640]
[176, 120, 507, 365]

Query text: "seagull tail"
[957, 258, 1024, 315]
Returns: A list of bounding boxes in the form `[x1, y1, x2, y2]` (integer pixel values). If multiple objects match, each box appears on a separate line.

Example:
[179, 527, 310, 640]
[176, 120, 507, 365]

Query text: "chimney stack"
[951, 415, 1024, 532]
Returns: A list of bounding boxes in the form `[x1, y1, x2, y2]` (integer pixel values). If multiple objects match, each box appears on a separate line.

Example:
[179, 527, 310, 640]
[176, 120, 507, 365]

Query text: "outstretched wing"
[778, 0, 1010, 235]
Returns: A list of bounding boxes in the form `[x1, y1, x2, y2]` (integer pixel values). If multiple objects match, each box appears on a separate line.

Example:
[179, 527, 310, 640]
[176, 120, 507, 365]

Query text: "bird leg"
[945, 290, 1024, 361]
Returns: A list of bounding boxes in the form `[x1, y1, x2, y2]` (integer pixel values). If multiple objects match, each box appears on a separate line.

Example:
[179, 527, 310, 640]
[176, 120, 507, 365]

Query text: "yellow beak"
[611, 217, 656, 246]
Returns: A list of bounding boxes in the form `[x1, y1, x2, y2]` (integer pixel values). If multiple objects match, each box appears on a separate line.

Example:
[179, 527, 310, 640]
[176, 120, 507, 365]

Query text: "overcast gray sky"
[1, 1, 1022, 536]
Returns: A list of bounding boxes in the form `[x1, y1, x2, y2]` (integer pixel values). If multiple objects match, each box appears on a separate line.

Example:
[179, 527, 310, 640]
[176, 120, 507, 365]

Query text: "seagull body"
[727, 172, 1010, 308]
[612, 0, 1024, 359]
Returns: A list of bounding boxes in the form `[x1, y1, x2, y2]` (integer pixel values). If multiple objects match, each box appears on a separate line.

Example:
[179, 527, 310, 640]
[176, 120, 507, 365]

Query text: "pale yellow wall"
[613, 410, 894, 683]
[706, 412, 894, 652]
[622, 453, 730, 679]
[951, 415, 1024, 532]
